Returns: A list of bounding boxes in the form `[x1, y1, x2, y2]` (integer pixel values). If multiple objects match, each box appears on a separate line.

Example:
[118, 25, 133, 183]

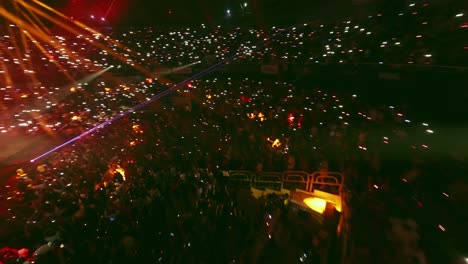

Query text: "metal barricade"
[308, 171, 344, 195]
[227, 170, 253, 188]
[254, 172, 283, 190]
[282, 171, 309, 191]
[226, 170, 345, 193]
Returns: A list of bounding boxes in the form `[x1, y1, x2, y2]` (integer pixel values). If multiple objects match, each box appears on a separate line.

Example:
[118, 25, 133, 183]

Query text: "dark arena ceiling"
[38, 0, 416, 26]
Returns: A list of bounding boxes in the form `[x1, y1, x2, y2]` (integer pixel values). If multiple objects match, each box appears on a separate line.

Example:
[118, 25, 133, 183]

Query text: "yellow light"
[206, 94, 212, 99]
[258, 112, 266, 121]
[247, 113, 256, 119]
[129, 141, 136, 146]
[20, 94, 28, 98]
[303, 197, 327, 214]
[16, 168, 27, 177]
[267, 137, 282, 148]
[105, 87, 111, 92]
[272, 139, 281, 148]
[132, 124, 143, 133]
[115, 166, 126, 181]
[70, 87, 76, 92]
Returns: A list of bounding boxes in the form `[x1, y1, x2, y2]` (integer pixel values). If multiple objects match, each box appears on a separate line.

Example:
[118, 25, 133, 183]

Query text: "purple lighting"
[30, 30, 278, 163]
[30, 57, 230, 162]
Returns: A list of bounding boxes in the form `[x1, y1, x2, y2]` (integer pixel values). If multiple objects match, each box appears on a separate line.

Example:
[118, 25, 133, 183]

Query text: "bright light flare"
[114, 166, 126, 181]
[303, 197, 327, 214]
[20, 0, 153, 76]
[267, 138, 282, 148]
[32, 0, 141, 57]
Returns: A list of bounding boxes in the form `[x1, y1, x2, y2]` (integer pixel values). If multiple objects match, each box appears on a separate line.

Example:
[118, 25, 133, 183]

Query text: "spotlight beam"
[31, 0, 139, 57]
[31, 54, 239, 162]
[19, 0, 153, 76]
[30, 23, 294, 163]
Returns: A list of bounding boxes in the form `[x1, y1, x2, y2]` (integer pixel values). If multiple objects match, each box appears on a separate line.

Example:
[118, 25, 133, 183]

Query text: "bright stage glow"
[29, 19, 281, 163]
[303, 197, 327, 214]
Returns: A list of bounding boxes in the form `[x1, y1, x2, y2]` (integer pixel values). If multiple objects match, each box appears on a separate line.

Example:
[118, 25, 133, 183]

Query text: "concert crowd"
[0, 1, 466, 264]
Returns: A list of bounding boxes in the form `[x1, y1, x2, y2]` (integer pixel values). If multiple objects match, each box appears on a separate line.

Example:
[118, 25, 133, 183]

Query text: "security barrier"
[227, 170, 253, 188]
[225, 170, 344, 195]
[225, 170, 350, 264]
[308, 171, 344, 195]
[254, 172, 283, 190]
[282, 171, 309, 191]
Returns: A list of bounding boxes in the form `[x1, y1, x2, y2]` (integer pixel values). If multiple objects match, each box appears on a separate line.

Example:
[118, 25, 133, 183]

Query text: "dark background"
[41, 0, 412, 26]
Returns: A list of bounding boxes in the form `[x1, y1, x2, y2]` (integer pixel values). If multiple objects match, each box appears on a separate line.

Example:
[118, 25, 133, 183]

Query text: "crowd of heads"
[1, 73, 443, 263]
[0, 2, 466, 263]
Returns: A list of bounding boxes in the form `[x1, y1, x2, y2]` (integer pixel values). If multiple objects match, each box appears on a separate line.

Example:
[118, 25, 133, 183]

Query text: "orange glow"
[267, 137, 282, 148]
[32, 0, 139, 56]
[247, 113, 256, 119]
[258, 112, 266, 121]
[19, 0, 153, 76]
[206, 94, 212, 99]
[132, 124, 143, 134]
[105, 87, 112, 92]
[303, 197, 327, 214]
[71, 115, 81, 121]
[288, 113, 295, 123]
[16, 168, 27, 177]
[22, 30, 75, 82]
[20, 94, 29, 98]
[129, 141, 136, 146]
[114, 166, 126, 181]
[70, 87, 76, 92]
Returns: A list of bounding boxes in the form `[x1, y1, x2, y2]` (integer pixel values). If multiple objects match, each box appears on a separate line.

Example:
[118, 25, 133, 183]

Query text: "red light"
[288, 113, 295, 123]
[417, 201, 423, 207]
[240, 96, 251, 103]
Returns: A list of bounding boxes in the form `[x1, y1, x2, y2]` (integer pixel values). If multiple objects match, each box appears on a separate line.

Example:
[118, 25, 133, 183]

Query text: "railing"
[225, 170, 351, 264]
[225, 170, 344, 195]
